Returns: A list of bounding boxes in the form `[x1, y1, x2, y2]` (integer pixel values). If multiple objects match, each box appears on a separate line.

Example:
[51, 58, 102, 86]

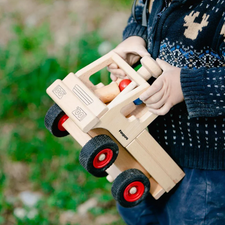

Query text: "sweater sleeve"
[123, 0, 147, 42]
[181, 35, 225, 118]
[181, 66, 225, 118]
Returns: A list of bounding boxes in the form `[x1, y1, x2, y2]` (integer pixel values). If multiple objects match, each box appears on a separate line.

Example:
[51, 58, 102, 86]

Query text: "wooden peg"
[140, 55, 162, 78]
[94, 82, 120, 103]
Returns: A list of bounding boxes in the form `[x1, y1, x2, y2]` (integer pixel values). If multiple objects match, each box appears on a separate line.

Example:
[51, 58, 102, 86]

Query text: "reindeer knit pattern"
[123, 0, 225, 170]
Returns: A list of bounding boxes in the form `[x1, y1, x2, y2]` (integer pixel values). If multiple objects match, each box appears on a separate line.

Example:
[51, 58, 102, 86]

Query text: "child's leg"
[117, 195, 160, 225]
[203, 170, 225, 224]
[117, 168, 225, 225]
[157, 168, 225, 225]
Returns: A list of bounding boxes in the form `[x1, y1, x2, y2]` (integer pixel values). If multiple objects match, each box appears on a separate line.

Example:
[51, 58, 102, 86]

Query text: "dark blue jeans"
[117, 168, 225, 225]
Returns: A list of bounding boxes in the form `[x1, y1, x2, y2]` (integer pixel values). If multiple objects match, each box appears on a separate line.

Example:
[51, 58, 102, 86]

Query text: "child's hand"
[107, 36, 150, 81]
[139, 59, 184, 115]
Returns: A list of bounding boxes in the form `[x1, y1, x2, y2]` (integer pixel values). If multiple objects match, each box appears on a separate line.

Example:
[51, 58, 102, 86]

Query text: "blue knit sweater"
[123, 0, 225, 170]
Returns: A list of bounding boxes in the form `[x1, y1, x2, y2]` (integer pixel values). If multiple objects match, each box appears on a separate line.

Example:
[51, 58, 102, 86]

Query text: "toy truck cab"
[45, 51, 185, 208]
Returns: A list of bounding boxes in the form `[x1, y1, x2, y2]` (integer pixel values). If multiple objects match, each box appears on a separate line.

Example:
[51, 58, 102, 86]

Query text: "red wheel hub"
[58, 114, 69, 131]
[123, 181, 145, 202]
[93, 149, 113, 169]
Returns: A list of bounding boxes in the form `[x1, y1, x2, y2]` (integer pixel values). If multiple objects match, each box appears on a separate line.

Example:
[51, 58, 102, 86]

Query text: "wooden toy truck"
[45, 51, 185, 208]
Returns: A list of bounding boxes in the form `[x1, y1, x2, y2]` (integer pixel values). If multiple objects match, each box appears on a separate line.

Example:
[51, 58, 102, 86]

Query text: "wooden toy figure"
[45, 51, 185, 208]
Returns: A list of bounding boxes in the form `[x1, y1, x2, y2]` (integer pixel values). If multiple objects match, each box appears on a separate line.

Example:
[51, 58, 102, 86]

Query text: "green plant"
[0, 2, 128, 223]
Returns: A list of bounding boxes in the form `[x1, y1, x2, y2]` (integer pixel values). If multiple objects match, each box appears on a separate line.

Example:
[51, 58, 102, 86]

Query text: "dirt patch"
[0, 0, 130, 49]
[4, 162, 32, 195]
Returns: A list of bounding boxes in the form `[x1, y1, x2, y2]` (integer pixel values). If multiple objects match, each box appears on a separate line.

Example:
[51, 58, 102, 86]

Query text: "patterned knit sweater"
[123, 0, 225, 170]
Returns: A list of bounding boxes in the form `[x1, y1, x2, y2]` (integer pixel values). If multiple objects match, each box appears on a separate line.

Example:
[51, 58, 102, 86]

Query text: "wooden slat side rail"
[111, 53, 147, 86]
[75, 51, 114, 89]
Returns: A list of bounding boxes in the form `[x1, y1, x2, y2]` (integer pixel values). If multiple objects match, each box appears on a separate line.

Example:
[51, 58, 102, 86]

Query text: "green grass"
[0, 5, 127, 224]
[98, 0, 133, 9]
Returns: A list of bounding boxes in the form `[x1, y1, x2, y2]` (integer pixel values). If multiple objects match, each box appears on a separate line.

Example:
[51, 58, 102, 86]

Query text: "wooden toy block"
[62, 73, 108, 117]
[127, 138, 176, 192]
[135, 130, 185, 184]
[45, 51, 185, 208]
[127, 129, 185, 192]
[47, 79, 99, 133]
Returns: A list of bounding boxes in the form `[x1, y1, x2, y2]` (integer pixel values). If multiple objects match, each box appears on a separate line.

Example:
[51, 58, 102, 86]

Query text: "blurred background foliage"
[0, 0, 132, 224]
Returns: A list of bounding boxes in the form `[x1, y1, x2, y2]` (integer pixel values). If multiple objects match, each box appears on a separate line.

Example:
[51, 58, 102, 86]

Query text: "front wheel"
[111, 169, 150, 208]
[79, 135, 119, 177]
[45, 103, 69, 137]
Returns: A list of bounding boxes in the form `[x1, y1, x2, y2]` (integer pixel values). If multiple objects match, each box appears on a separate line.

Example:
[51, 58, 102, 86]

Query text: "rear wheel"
[111, 169, 150, 208]
[45, 104, 69, 137]
[79, 135, 119, 177]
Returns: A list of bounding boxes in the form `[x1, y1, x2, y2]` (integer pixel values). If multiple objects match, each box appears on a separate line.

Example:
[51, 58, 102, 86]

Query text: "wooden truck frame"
[45, 51, 185, 208]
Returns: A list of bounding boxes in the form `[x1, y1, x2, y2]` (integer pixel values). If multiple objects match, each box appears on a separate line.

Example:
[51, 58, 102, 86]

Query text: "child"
[107, 0, 225, 224]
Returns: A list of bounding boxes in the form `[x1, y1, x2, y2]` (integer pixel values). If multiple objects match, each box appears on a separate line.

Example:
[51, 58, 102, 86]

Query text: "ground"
[0, 0, 132, 224]
[0, 0, 129, 52]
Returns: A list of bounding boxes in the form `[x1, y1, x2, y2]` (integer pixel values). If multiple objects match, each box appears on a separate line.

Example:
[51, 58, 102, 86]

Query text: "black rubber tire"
[45, 103, 69, 137]
[111, 169, 150, 208]
[79, 134, 119, 177]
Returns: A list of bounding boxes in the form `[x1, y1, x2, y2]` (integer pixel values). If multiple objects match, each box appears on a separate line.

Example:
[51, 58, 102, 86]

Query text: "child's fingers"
[145, 91, 167, 109]
[107, 63, 118, 70]
[108, 63, 127, 81]
[109, 69, 126, 80]
[110, 73, 118, 81]
[139, 78, 163, 101]
[156, 58, 171, 70]
[147, 102, 172, 116]
[143, 90, 164, 104]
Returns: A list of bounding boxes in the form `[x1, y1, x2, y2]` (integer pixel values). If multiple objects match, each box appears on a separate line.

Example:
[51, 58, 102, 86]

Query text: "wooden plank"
[136, 130, 185, 183]
[62, 118, 92, 147]
[149, 177, 165, 200]
[127, 139, 175, 192]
